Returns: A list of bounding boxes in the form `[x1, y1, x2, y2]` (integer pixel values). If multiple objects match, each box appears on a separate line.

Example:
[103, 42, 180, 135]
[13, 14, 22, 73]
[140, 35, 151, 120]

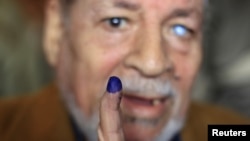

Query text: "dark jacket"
[0, 84, 249, 141]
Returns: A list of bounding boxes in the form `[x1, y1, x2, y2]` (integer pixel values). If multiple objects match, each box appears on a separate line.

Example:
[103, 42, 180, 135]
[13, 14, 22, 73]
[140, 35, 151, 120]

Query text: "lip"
[120, 93, 172, 119]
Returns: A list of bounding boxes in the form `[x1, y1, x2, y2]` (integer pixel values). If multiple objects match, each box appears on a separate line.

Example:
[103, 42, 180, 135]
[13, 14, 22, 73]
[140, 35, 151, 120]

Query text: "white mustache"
[120, 76, 176, 97]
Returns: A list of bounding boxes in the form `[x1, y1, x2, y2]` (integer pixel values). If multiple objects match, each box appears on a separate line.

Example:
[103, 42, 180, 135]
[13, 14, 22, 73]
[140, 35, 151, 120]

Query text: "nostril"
[166, 64, 174, 73]
[124, 55, 175, 78]
[174, 74, 181, 81]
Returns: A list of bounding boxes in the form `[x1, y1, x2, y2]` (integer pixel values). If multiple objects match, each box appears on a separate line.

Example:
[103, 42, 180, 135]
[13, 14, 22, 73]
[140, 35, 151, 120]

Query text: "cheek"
[71, 35, 131, 79]
[69, 34, 132, 98]
[181, 59, 200, 86]
[86, 36, 133, 77]
[173, 50, 202, 94]
[99, 49, 125, 75]
[172, 50, 201, 117]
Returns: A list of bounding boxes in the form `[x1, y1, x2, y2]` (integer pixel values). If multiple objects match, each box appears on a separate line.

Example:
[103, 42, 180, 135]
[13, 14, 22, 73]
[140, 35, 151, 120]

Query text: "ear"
[43, 0, 63, 67]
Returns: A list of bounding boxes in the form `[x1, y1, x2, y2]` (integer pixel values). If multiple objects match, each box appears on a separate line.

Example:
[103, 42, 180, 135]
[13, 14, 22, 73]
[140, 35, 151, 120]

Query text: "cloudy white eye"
[172, 24, 190, 37]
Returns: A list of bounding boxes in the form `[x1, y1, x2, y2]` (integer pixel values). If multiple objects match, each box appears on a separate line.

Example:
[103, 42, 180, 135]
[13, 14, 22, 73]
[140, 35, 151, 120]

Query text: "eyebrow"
[113, 0, 141, 11]
[168, 8, 201, 19]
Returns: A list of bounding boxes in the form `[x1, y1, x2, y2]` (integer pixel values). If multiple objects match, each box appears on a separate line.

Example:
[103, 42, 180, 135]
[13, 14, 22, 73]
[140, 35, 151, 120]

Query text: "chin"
[121, 113, 184, 141]
[119, 87, 185, 141]
[120, 99, 185, 141]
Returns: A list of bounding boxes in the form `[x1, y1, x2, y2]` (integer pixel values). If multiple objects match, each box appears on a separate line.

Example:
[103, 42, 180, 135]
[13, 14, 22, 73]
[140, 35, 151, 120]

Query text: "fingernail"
[107, 76, 122, 94]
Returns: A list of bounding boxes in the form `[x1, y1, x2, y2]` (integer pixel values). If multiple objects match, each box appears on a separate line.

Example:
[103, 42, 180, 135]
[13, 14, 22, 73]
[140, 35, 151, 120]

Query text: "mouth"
[120, 92, 174, 140]
[120, 92, 173, 119]
[122, 94, 169, 106]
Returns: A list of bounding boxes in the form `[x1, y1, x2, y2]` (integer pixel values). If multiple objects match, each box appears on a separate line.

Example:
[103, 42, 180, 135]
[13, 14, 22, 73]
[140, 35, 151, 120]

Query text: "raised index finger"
[98, 76, 124, 141]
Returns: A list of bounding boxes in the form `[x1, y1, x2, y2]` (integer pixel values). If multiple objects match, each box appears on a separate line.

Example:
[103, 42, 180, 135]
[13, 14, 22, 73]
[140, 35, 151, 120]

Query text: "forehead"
[71, 0, 204, 21]
[78, 0, 203, 11]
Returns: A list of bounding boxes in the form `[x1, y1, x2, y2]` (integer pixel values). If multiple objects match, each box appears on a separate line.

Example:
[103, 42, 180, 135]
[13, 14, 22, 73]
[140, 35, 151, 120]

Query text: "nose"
[124, 27, 174, 77]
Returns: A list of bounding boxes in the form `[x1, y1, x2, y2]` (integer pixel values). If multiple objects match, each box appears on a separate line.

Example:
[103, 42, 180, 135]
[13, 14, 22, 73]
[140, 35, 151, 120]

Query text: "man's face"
[50, 0, 203, 140]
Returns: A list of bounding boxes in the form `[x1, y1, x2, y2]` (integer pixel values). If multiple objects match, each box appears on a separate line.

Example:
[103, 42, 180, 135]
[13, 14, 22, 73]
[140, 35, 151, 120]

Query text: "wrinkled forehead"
[79, 0, 205, 9]
[70, 0, 205, 18]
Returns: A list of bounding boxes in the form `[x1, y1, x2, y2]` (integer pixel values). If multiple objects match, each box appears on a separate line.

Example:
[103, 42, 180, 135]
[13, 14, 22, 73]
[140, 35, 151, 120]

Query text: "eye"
[107, 17, 127, 28]
[172, 24, 192, 37]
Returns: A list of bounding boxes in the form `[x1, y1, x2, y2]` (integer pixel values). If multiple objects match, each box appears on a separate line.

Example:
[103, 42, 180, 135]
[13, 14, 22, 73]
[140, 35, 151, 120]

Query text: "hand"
[98, 76, 124, 141]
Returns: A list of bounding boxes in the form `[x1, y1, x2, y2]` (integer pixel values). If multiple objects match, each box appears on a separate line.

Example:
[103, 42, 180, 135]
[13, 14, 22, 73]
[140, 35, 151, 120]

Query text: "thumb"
[98, 76, 124, 141]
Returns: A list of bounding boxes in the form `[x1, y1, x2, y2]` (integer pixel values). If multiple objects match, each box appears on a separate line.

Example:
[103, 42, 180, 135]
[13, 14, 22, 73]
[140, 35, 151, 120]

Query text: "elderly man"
[0, 0, 249, 141]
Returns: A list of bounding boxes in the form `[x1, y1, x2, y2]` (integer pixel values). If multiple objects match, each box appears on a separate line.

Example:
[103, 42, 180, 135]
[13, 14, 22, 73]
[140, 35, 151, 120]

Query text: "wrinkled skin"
[44, 0, 203, 140]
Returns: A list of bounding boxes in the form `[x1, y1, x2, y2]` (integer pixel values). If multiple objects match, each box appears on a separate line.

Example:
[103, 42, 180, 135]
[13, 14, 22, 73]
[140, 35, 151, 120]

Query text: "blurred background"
[0, 0, 250, 118]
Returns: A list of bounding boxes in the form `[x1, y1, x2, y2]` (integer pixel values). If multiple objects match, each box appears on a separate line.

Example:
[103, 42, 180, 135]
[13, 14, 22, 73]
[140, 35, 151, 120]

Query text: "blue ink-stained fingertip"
[107, 76, 122, 94]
